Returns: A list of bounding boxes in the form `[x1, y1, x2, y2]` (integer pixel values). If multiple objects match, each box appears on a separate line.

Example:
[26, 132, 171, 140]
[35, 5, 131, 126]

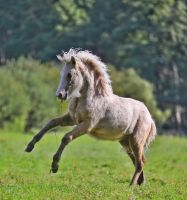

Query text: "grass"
[0, 130, 187, 200]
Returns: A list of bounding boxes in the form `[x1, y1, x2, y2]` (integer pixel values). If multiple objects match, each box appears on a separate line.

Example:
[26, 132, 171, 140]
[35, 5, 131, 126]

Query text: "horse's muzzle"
[56, 90, 67, 100]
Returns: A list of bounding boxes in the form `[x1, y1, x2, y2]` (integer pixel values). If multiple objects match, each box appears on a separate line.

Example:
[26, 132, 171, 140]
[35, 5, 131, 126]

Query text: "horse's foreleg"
[25, 113, 74, 152]
[51, 122, 88, 173]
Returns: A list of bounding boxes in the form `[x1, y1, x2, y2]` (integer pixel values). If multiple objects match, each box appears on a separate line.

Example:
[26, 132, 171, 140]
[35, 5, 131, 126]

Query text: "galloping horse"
[25, 49, 156, 186]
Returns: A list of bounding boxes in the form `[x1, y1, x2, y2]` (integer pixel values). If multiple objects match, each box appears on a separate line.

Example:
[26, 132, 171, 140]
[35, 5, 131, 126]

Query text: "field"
[0, 130, 186, 200]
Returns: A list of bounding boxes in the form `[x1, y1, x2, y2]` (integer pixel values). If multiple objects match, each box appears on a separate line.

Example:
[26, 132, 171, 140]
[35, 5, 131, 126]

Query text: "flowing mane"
[59, 48, 113, 96]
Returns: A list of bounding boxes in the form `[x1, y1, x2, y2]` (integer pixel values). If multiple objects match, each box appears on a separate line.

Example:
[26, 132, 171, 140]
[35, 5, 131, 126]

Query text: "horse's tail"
[145, 120, 157, 148]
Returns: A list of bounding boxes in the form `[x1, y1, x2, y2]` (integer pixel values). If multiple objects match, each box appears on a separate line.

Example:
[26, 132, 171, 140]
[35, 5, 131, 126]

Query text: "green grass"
[0, 130, 186, 200]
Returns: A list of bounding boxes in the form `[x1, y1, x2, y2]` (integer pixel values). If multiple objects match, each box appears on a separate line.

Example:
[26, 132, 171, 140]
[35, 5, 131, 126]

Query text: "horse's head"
[56, 55, 84, 100]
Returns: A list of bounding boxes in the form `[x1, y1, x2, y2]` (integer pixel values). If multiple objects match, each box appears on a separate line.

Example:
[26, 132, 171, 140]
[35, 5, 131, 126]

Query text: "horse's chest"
[69, 100, 89, 124]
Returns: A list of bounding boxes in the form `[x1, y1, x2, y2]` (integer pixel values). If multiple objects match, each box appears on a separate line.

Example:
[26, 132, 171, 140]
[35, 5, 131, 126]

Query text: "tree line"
[1, 0, 187, 134]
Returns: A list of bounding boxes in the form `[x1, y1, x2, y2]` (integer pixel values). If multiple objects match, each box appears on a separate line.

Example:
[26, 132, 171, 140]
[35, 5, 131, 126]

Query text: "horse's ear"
[56, 54, 63, 61]
[71, 56, 76, 66]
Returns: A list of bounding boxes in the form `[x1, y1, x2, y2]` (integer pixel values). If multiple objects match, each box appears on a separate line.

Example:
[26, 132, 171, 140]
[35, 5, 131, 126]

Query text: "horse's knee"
[62, 134, 73, 145]
[48, 119, 58, 127]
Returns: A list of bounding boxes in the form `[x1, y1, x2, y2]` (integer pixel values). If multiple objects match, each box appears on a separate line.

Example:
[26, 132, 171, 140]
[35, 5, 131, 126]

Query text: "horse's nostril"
[57, 93, 62, 99]
[56, 91, 67, 100]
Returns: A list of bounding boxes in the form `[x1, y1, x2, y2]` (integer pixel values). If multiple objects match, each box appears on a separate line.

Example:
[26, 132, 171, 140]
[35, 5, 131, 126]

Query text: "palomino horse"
[25, 49, 156, 186]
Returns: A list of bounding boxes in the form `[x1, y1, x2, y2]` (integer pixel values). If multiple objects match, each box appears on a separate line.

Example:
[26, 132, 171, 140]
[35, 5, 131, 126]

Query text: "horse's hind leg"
[120, 136, 135, 164]
[138, 153, 146, 185]
[119, 136, 145, 185]
[129, 134, 145, 186]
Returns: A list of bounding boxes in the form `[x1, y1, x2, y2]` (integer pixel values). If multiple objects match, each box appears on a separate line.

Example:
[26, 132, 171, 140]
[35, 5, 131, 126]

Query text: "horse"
[25, 48, 156, 186]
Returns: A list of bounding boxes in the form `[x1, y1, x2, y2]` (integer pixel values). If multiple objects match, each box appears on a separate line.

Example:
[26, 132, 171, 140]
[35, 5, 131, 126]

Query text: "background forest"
[1, 0, 187, 135]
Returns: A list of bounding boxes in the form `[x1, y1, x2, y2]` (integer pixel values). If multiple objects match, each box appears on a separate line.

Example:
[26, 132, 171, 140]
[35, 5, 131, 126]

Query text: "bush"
[0, 69, 30, 130]
[0, 57, 67, 132]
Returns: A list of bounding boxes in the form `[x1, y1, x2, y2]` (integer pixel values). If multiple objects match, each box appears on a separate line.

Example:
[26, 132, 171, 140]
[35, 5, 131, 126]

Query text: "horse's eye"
[67, 73, 72, 80]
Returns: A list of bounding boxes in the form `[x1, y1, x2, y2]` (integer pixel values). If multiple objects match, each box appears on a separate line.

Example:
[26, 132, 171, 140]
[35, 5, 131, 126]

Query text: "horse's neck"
[80, 70, 95, 98]
[70, 69, 111, 108]
[68, 79, 91, 105]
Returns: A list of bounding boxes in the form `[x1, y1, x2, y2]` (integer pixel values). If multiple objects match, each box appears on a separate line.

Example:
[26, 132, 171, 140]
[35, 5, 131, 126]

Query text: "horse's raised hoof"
[51, 162, 58, 173]
[25, 143, 34, 152]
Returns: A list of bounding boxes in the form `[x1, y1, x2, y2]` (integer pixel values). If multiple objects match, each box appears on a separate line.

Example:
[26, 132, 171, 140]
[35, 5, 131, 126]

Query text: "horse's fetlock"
[53, 154, 59, 161]
[25, 142, 34, 152]
[51, 161, 59, 173]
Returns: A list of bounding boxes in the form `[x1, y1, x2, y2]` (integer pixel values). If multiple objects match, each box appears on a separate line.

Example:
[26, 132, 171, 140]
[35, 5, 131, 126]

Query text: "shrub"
[0, 69, 30, 130]
[0, 57, 67, 132]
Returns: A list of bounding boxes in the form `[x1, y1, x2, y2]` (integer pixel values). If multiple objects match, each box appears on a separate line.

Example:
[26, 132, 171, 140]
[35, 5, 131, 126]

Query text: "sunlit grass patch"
[0, 131, 186, 199]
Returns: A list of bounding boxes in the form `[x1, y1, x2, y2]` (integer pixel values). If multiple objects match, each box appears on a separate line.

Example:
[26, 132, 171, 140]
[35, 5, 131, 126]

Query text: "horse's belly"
[89, 117, 129, 140]
[89, 128, 124, 140]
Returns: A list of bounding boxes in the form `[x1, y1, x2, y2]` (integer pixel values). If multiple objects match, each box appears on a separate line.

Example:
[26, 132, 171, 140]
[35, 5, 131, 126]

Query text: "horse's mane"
[59, 48, 113, 96]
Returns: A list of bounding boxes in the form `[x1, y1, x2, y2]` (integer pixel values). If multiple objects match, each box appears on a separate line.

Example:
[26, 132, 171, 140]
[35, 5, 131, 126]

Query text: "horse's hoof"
[51, 163, 58, 173]
[51, 168, 58, 173]
[138, 179, 145, 186]
[25, 144, 34, 152]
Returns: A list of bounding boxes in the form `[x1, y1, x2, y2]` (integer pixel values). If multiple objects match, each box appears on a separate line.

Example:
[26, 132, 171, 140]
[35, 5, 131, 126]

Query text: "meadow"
[0, 130, 186, 200]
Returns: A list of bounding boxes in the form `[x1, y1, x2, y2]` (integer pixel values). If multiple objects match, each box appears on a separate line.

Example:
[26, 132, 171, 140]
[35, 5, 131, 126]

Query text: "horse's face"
[56, 56, 84, 100]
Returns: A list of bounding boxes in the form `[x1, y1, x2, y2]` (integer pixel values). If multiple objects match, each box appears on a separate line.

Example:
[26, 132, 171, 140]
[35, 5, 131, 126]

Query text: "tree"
[0, 0, 60, 62]
[118, 0, 187, 132]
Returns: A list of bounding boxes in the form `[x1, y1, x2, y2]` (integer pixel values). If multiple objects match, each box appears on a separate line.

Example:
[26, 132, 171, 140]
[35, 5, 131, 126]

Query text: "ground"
[0, 130, 186, 200]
